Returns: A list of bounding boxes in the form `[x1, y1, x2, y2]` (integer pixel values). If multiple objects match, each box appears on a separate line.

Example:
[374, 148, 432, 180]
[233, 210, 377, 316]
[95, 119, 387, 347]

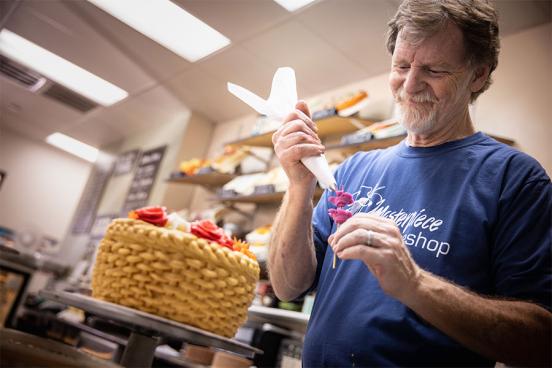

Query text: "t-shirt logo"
[348, 184, 451, 258]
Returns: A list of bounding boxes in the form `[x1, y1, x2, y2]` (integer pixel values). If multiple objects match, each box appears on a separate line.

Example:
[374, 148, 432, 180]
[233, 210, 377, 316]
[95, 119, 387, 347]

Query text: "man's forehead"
[393, 21, 467, 67]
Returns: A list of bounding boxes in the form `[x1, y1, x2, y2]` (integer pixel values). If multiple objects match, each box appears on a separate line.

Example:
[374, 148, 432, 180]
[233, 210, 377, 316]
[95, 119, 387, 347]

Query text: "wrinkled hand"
[272, 101, 324, 189]
[328, 213, 421, 301]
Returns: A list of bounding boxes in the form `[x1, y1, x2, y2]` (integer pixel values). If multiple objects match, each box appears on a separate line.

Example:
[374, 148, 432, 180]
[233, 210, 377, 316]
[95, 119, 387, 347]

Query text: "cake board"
[39, 290, 261, 367]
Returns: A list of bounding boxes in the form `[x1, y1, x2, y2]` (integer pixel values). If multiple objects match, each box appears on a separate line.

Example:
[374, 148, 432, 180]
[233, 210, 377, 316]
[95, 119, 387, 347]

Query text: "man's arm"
[405, 270, 551, 367]
[268, 100, 325, 301]
[269, 186, 318, 301]
[330, 213, 552, 366]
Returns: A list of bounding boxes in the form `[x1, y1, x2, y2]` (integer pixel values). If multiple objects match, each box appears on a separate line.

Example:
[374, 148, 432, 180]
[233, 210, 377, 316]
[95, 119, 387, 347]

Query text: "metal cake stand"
[39, 290, 261, 367]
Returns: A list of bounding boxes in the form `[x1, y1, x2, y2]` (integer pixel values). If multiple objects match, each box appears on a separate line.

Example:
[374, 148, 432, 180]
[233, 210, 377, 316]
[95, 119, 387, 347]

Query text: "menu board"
[121, 145, 166, 215]
[113, 149, 140, 176]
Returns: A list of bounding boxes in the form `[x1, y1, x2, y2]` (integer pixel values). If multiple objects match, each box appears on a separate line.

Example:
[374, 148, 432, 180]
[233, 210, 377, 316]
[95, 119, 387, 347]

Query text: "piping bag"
[227, 67, 337, 191]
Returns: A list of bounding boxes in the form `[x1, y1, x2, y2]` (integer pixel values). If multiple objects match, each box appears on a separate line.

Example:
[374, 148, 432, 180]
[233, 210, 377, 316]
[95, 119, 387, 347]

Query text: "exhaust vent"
[0, 54, 46, 91]
[0, 54, 99, 113]
[42, 83, 98, 113]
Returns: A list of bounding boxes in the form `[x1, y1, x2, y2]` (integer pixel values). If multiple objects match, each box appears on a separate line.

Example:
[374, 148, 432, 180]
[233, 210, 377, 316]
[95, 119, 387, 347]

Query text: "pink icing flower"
[328, 208, 353, 225]
[328, 190, 354, 208]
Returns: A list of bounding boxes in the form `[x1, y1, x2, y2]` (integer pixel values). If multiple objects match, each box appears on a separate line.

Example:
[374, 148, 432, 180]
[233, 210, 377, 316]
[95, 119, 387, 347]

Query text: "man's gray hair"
[386, 0, 500, 102]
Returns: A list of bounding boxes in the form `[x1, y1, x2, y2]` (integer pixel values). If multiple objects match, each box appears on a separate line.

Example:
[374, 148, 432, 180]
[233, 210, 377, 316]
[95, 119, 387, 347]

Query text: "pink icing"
[328, 188, 354, 225]
[328, 190, 354, 208]
[328, 208, 353, 224]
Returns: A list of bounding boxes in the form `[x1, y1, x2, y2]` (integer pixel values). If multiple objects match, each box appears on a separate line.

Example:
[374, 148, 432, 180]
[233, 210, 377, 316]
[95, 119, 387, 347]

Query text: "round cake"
[91, 210, 260, 338]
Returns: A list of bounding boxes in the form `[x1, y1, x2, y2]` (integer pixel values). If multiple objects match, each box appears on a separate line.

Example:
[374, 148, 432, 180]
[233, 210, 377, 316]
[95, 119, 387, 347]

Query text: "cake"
[91, 207, 260, 337]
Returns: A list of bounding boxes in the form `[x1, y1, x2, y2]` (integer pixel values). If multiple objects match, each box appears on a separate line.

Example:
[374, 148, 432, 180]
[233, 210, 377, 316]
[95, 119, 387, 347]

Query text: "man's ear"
[470, 64, 490, 93]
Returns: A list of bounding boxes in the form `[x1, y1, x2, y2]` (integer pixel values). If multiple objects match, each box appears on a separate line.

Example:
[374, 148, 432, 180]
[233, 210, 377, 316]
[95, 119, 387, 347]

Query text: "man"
[269, 0, 551, 366]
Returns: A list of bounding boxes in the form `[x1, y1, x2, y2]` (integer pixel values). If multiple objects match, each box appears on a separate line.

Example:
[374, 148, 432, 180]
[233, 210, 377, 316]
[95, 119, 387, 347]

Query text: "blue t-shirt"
[302, 132, 551, 367]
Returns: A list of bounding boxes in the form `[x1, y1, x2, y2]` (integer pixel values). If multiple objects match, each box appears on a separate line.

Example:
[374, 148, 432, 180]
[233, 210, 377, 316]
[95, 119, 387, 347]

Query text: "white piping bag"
[228, 67, 337, 191]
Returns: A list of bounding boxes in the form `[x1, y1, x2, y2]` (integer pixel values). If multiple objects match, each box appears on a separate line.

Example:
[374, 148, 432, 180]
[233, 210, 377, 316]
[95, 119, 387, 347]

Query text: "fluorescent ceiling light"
[46, 133, 99, 163]
[87, 0, 230, 62]
[0, 29, 128, 106]
[273, 0, 317, 12]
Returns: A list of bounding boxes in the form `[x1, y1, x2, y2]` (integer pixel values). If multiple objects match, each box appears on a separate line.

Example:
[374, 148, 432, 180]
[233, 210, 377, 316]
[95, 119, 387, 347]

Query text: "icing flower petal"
[328, 208, 353, 225]
[328, 190, 354, 208]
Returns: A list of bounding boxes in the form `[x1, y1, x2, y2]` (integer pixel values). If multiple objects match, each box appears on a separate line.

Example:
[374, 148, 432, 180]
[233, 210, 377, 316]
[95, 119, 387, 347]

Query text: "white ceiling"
[0, 0, 550, 148]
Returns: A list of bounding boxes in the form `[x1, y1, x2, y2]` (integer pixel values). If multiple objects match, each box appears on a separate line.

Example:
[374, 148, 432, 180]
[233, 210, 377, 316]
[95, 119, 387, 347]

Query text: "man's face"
[389, 21, 475, 135]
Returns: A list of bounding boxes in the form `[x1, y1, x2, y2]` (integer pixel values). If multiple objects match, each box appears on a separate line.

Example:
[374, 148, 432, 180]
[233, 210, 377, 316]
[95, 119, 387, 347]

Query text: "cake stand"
[39, 289, 261, 367]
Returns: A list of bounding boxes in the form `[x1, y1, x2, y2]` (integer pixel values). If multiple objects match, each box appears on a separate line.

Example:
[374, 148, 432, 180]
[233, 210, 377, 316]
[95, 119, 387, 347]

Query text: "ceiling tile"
[299, 0, 396, 76]
[241, 20, 369, 96]
[5, 0, 154, 93]
[61, 116, 125, 148]
[63, 0, 193, 82]
[175, 0, 291, 44]
[495, 1, 551, 36]
[198, 45, 276, 99]
[100, 85, 191, 137]
[0, 79, 82, 133]
[165, 67, 253, 122]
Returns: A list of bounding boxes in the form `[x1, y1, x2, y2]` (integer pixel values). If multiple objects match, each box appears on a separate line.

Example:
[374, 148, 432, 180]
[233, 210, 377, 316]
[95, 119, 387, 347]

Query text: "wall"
[0, 128, 92, 245]
[474, 22, 552, 175]
[189, 23, 551, 228]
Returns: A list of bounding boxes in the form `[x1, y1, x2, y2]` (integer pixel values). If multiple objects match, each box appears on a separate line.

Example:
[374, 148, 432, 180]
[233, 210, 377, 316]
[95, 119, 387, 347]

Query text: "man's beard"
[395, 88, 438, 134]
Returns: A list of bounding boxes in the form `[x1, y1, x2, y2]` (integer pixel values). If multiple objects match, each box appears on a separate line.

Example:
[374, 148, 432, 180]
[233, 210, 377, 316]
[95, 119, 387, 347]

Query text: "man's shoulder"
[478, 134, 550, 183]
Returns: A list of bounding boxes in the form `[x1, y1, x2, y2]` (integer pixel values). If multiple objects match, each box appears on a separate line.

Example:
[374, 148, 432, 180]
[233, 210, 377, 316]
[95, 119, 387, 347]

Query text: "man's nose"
[403, 67, 426, 95]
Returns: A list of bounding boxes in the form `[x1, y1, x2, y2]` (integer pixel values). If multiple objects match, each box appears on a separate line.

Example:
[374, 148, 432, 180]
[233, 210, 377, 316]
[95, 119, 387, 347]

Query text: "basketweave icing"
[91, 218, 260, 337]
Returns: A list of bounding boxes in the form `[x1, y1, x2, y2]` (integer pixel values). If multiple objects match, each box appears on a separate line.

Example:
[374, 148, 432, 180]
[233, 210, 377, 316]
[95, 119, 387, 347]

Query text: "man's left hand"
[328, 213, 421, 301]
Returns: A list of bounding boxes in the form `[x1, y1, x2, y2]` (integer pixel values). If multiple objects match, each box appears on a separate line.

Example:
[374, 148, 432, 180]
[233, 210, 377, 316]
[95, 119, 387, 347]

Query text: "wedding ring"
[367, 230, 373, 246]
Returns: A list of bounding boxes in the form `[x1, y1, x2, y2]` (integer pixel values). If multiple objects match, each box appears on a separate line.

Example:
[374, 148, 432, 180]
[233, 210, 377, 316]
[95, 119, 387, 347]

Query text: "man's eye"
[428, 69, 446, 75]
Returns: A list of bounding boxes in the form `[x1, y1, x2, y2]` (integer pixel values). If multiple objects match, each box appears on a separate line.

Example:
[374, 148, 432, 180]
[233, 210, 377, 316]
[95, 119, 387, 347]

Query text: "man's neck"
[406, 111, 475, 147]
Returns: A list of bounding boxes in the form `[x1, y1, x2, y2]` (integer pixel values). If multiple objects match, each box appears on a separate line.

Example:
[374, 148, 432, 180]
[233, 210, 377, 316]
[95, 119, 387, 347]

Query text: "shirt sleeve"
[491, 172, 552, 311]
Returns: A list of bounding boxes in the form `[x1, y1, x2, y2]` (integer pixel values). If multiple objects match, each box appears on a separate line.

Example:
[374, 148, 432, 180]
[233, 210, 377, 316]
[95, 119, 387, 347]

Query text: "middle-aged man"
[269, 0, 551, 366]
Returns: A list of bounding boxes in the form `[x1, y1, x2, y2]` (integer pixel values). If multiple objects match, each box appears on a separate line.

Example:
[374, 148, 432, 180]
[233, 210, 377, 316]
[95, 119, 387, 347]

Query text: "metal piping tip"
[328, 182, 338, 192]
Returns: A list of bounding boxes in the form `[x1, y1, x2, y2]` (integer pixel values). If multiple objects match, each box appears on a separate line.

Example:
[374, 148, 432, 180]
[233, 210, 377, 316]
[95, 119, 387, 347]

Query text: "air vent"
[0, 54, 45, 90]
[0, 54, 99, 113]
[42, 83, 98, 113]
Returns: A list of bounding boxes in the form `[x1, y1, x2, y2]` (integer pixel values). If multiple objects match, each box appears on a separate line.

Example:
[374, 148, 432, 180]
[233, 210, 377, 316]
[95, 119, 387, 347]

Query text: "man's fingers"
[332, 228, 381, 254]
[276, 131, 322, 150]
[279, 144, 325, 163]
[295, 100, 311, 119]
[337, 244, 388, 267]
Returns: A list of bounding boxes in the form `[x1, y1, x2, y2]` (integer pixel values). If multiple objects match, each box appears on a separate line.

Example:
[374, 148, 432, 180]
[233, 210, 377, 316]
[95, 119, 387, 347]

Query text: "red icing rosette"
[191, 219, 234, 250]
[129, 206, 168, 227]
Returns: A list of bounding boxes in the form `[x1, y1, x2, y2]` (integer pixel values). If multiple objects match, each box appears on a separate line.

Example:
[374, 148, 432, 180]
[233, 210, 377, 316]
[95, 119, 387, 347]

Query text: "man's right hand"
[272, 101, 325, 189]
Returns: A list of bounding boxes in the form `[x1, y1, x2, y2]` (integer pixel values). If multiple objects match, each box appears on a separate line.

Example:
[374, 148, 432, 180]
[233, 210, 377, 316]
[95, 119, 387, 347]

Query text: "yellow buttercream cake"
[91, 218, 260, 337]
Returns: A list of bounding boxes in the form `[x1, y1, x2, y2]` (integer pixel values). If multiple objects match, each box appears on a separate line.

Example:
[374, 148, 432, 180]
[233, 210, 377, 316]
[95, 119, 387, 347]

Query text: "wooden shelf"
[217, 187, 324, 204]
[326, 134, 406, 155]
[226, 116, 373, 147]
[166, 172, 236, 187]
[488, 134, 515, 146]
[326, 133, 514, 156]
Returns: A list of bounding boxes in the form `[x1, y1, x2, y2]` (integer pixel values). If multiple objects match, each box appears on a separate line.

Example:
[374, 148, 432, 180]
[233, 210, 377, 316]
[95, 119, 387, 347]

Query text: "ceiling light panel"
[273, 0, 317, 12]
[46, 133, 99, 163]
[0, 29, 128, 107]
[87, 0, 231, 62]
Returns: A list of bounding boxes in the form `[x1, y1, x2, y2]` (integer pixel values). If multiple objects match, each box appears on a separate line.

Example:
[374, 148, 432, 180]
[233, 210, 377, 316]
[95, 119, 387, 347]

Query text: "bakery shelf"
[225, 116, 373, 148]
[326, 134, 407, 155]
[166, 172, 236, 187]
[216, 187, 324, 204]
[247, 305, 309, 333]
[488, 134, 515, 146]
[326, 133, 514, 156]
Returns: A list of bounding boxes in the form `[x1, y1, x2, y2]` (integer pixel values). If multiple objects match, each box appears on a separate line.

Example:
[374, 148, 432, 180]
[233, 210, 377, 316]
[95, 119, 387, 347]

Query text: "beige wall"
[0, 128, 92, 243]
[162, 112, 215, 212]
[96, 110, 191, 216]
[189, 23, 551, 228]
[474, 23, 552, 175]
